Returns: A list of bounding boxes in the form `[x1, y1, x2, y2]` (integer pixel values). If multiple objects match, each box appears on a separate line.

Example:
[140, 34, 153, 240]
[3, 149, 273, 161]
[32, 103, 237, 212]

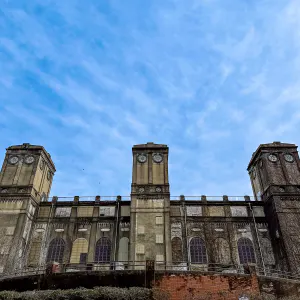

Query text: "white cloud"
[1, 0, 300, 198]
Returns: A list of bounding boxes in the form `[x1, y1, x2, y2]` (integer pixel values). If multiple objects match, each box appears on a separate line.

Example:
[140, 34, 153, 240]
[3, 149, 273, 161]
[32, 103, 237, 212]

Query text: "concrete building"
[0, 141, 299, 275]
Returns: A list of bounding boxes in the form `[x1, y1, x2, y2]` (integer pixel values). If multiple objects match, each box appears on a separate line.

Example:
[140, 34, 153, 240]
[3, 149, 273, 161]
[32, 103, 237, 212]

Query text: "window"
[46, 238, 65, 263]
[6, 227, 15, 236]
[156, 254, 164, 262]
[95, 237, 111, 263]
[156, 234, 163, 244]
[137, 226, 145, 234]
[156, 216, 163, 225]
[190, 237, 207, 264]
[136, 244, 145, 254]
[238, 238, 256, 264]
[153, 200, 164, 208]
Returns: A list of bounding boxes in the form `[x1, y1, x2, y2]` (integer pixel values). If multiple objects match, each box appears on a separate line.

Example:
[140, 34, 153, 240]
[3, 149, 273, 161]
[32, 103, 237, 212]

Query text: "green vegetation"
[0, 287, 151, 300]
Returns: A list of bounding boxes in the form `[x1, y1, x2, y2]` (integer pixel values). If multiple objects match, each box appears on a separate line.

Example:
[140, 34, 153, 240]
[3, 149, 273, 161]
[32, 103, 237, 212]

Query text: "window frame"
[189, 237, 207, 264]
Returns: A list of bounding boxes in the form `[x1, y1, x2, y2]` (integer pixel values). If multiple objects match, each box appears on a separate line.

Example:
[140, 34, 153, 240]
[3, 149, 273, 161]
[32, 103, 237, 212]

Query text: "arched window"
[46, 238, 65, 263]
[190, 237, 207, 264]
[238, 238, 256, 264]
[172, 237, 183, 263]
[118, 237, 129, 262]
[70, 238, 88, 264]
[95, 237, 111, 263]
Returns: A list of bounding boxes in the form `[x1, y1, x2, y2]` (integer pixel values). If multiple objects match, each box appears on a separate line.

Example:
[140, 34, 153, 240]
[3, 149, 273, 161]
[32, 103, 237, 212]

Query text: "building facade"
[0, 142, 299, 275]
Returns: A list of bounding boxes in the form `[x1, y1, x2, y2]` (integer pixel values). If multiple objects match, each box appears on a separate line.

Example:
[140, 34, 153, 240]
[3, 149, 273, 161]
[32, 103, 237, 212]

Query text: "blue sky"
[1, 0, 300, 197]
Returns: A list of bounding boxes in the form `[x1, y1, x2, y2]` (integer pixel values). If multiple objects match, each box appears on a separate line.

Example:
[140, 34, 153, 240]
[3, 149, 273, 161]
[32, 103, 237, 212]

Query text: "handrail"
[44, 196, 257, 202]
[1, 262, 300, 282]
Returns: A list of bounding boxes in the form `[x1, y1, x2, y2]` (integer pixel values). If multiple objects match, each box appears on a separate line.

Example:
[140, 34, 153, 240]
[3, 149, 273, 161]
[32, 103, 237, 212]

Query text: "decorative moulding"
[191, 228, 201, 232]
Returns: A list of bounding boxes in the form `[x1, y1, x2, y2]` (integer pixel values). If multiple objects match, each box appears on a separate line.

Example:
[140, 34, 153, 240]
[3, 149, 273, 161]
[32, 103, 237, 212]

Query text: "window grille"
[156, 234, 163, 244]
[156, 254, 164, 262]
[238, 238, 256, 264]
[137, 226, 145, 234]
[94, 237, 111, 263]
[136, 244, 145, 254]
[190, 237, 207, 264]
[46, 238, 65, 263]
[156, 216, 163, 225]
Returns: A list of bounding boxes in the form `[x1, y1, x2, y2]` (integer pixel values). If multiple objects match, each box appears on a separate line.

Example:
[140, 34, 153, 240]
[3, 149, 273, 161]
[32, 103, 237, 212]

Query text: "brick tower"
[0, 143, 55, 273]
[248, 142, 300, 272]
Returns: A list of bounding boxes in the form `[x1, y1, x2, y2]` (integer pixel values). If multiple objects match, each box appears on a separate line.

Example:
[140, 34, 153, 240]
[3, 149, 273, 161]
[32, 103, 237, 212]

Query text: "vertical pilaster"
[180, 195, 188, 265]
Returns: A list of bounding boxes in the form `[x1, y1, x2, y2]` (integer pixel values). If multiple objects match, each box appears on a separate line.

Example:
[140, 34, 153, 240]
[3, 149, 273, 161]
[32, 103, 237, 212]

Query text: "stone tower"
[248, 142, 300, 272]
[0, 143, 55, 273]
[129, 142, 171, 267]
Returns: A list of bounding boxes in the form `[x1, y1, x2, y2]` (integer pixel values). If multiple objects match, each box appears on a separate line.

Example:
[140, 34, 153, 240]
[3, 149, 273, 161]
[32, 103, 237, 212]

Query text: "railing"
[228, 196, 250, 201]
[46, 196, 257, 202]
[46, 196, 74, 201]
[206, 196, 224, 201]
[46, 196, 131, 202]
[1, 262, 300, 282]
[255, 266, 300, 281]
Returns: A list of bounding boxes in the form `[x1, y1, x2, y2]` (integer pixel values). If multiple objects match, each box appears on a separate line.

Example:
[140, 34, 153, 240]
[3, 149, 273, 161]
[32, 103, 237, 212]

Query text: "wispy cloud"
[1, 0, 300, 197]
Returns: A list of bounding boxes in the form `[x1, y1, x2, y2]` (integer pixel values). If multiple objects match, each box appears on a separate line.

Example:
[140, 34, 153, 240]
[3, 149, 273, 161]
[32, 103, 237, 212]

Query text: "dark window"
[46, 238, 65, 263]
[95, 237, 111, 263]
[238, 238, 256, 264]
[190, 237, 207, 263]
[172, 237, 183, 263]
[80, 253, 87, 264]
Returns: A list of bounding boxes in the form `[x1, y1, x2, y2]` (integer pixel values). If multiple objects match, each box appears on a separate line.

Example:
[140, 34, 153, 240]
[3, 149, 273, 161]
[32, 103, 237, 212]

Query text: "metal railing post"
[248, 202, 266, 276]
